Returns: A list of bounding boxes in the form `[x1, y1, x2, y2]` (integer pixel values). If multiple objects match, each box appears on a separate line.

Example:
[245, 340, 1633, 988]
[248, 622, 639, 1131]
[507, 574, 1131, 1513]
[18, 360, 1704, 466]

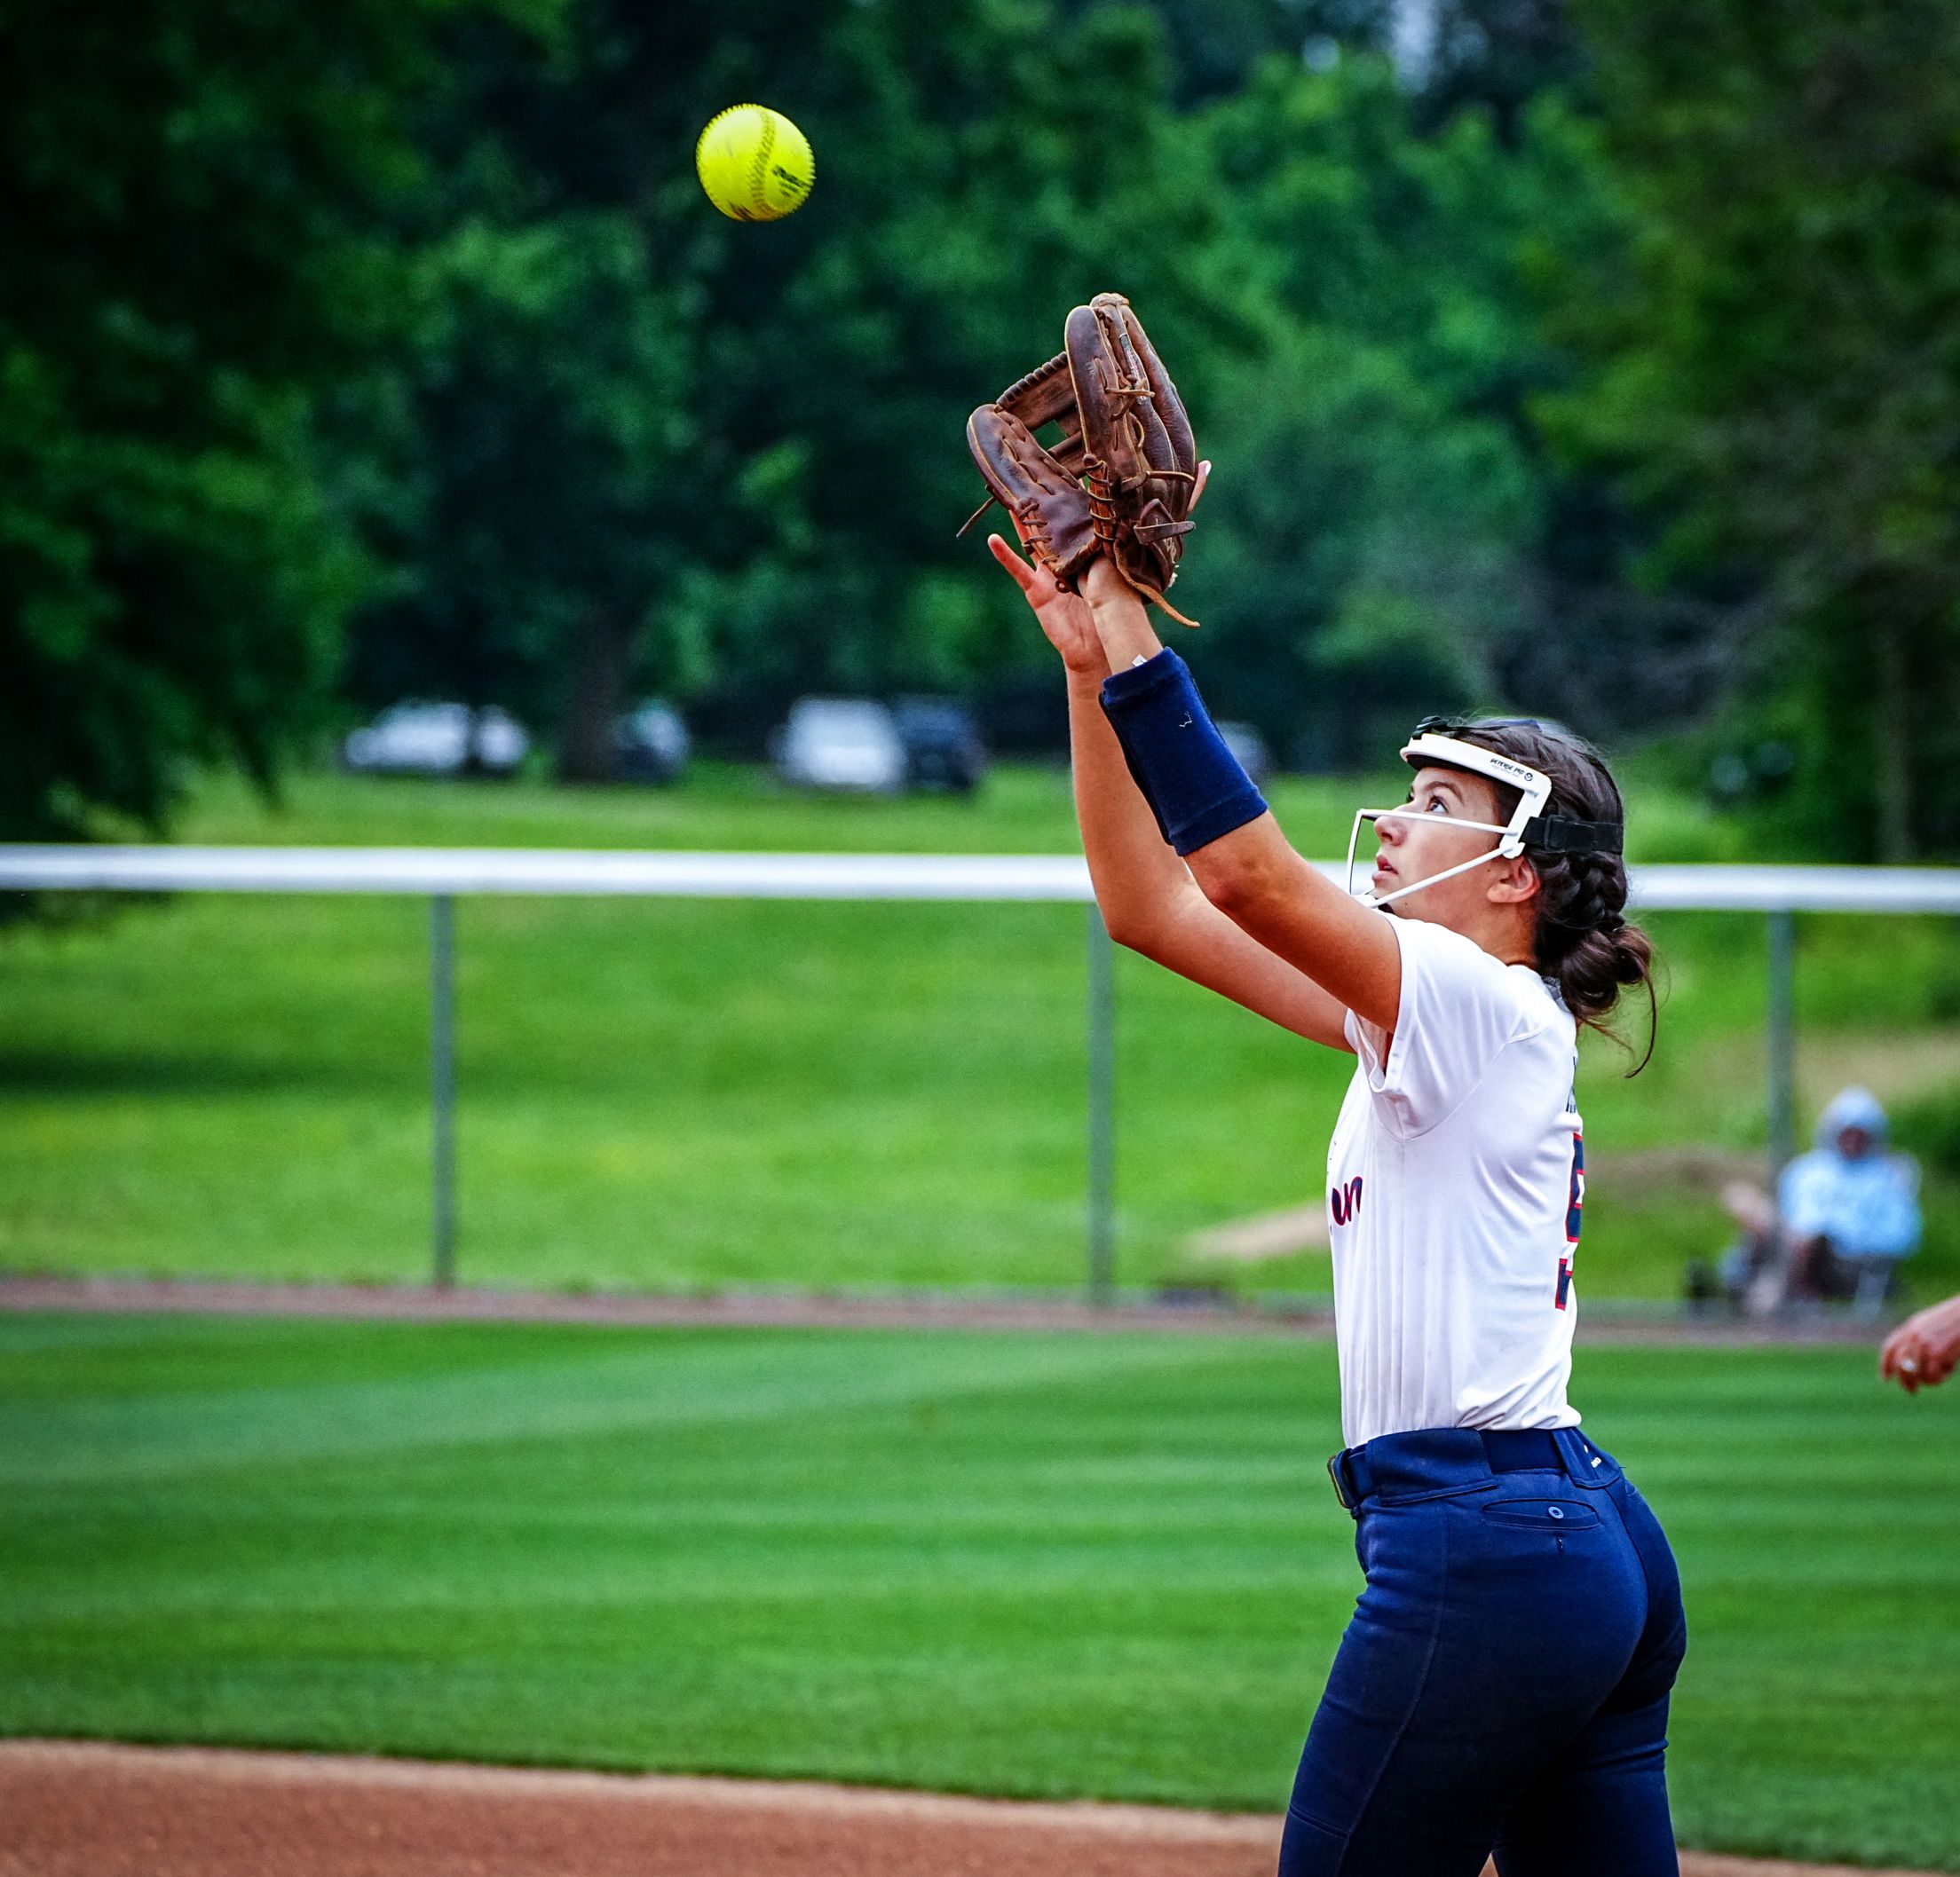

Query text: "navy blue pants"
[1278, 1426, 1687, 1877]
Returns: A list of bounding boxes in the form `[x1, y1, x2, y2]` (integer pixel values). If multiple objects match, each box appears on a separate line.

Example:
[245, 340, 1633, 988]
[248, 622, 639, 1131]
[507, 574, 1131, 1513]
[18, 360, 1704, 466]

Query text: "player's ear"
[1487, 854, 1540, 908]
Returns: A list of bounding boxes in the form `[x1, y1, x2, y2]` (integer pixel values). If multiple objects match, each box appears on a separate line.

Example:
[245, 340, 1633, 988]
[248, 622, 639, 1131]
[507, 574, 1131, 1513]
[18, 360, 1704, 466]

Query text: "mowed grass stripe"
[3, 1313, 1957, 1867]
[0, 1320, 1219, 1487]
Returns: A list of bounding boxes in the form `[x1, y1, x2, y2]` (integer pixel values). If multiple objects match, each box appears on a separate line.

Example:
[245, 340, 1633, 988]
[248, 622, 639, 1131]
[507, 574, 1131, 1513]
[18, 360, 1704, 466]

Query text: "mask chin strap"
[1346, 732, 1553, 908]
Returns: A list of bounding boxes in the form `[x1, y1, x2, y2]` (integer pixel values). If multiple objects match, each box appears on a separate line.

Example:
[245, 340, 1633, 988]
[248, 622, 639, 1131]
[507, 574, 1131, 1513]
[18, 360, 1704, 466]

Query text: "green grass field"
[3, 762, 1957, 1302]
[3, 1311, 1956, 1869]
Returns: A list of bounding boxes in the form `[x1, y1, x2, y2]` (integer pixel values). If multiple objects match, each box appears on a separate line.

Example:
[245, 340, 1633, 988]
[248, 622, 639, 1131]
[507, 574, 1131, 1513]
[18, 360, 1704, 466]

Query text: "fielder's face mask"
[1345, 715, 1623, 910]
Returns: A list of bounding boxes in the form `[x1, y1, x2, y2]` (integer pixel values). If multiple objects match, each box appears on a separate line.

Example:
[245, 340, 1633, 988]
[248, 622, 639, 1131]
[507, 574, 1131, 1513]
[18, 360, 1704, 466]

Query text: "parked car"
[341, 702, 529, 778]
[893, 696, 989, 794]
[1218, 721, 1273, 792]
[770, 698, 907, 793]
[611, 699, 691, 785]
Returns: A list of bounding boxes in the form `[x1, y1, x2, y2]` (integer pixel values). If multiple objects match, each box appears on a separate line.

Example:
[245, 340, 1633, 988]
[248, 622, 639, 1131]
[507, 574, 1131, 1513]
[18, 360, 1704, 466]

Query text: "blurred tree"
[674, 1, 1249, 739]
[24, 0, 1860, 824]
[1064, 0, 1396, 105]
[1186, 327, 1535, 769]
[1408, 0, 1585, 140]
[1555, 0, 1960, 858]
[1174, 53, 1620, 764]
[340, 3, 760, 778]
[0, 0, 556, 839]
[350, 214, 693, 782]
[353, 0, 1261, 761]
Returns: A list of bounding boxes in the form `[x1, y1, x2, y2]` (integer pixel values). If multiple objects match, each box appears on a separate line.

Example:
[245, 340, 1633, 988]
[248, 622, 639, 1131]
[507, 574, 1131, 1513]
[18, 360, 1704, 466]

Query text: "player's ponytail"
[1453, 723, 1659, 1074]
[1533, 849, 1657, 1073]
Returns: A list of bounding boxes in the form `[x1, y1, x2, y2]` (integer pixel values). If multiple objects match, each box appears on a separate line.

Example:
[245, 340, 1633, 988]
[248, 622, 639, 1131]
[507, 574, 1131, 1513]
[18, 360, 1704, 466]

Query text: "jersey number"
[1557, 1132, 1584, 1310]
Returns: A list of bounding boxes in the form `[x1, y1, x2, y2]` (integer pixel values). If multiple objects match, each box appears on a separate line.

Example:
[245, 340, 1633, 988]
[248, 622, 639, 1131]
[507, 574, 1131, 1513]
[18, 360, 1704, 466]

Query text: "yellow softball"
[695, 105, 815, 223]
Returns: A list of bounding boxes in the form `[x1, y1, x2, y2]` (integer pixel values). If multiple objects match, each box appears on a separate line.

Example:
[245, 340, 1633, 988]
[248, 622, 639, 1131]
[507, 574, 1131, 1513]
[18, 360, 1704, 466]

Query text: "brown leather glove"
[963, 293, 1199, 625]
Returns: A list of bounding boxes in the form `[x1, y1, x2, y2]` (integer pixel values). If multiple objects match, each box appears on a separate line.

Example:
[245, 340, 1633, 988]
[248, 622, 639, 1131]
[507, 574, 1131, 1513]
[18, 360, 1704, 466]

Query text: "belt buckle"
[1325, 1451, 1353, 1511]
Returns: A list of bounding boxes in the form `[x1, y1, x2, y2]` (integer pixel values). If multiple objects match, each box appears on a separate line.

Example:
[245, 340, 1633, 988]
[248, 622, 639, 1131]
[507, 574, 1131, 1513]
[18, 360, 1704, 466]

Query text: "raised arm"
[1080, 566, 1403, 1036]
[988, 532, 1352, 1050]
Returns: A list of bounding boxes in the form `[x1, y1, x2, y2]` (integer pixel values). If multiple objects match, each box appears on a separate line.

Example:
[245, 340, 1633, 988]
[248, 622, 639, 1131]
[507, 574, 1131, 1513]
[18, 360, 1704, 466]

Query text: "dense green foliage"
[354, 1, 1634, 771]
[0, 0, 549, 839]
[4, 769, 1956, 1302]
[4, 1313, 1956, 1867]
[1559, 0, 1960, 857]
[5, 0, 1958, 849]
[1178, 66, 1616, 767]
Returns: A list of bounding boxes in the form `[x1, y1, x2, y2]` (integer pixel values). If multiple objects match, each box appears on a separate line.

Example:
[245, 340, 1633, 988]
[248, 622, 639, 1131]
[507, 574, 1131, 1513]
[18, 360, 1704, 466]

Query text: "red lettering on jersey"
[1329, 1175, 1364, 1228]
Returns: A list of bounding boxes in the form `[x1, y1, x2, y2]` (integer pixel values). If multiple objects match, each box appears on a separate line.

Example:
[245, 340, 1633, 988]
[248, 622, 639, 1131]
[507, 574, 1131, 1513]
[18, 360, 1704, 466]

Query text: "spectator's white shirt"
[1331, 916, 1585, 1450]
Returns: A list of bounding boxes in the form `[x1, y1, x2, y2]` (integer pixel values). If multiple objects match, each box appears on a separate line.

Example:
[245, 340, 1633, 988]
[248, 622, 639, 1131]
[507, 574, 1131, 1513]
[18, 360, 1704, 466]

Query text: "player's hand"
[986, 461, 1211, 674]
[986, 532, 1103, 674]
[1880, 1293, 1960, 1392]
[987, 460, 1211, 669]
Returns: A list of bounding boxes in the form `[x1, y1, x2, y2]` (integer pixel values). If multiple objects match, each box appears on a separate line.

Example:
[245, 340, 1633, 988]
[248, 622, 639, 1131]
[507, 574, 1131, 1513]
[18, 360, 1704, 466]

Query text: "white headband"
[1398, 732, 1551, 858]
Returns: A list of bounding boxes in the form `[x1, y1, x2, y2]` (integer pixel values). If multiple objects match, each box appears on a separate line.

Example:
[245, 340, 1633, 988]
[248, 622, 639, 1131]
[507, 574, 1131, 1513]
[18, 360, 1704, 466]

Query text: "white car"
[342, 703, 530, 778]
[770, 698, 908, 793]
[1218, 721, 1274, 791]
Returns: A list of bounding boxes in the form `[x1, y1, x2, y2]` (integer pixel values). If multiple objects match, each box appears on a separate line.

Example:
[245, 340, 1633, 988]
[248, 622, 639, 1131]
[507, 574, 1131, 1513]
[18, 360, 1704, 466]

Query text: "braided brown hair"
[1445, 721, 1657, 1073]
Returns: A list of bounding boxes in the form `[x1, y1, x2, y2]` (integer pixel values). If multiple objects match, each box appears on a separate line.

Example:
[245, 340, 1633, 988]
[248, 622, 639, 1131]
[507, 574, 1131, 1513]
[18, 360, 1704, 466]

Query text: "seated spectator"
[1778, 1087, 1921, 1316]
[1697, 1180, 1782, 1316]
[1696, 1088, 1921, 1320]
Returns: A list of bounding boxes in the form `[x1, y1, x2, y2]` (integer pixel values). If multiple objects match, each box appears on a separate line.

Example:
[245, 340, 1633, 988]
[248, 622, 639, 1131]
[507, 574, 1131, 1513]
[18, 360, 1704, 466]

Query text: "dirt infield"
[0, 1274, 1888, 1345]
[0, 1743, 1933, 1877]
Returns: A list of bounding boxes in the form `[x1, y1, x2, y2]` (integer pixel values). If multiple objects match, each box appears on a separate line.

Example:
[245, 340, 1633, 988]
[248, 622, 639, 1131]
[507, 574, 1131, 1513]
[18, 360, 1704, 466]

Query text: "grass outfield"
[2, 763, 1957, 1301]
[2, 1312, 1956, 1870]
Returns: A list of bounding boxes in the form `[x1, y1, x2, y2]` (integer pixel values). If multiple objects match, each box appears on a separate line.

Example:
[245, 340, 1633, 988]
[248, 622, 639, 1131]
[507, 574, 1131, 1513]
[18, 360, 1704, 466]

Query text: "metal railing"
[5, 845, 1957, 1297]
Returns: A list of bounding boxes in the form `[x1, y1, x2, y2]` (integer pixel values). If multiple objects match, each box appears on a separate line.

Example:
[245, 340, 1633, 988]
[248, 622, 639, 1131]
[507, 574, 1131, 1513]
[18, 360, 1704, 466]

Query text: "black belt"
[1327, 1428, 1566, 1511]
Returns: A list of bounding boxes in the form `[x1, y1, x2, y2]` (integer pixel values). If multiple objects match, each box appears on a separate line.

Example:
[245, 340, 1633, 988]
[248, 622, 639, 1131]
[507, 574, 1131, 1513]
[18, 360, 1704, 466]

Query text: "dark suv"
[892, 697, 989, 794]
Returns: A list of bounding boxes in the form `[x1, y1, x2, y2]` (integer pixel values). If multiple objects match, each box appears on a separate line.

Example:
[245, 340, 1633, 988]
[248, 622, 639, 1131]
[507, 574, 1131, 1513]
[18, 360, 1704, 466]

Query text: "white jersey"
[1329, 915, 1585, 1450]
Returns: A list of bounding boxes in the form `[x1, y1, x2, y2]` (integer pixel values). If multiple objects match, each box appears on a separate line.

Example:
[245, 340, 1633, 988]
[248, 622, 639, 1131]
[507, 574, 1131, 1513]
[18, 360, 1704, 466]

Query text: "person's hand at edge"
[1880, 1293, 1960, 1392]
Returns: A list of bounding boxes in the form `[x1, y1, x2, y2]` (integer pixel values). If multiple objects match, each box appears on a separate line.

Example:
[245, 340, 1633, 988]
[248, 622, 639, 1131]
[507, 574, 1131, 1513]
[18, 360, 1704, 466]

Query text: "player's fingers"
[1886, 1333, 1927, 1390]
[986, 533, 1039, 594]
